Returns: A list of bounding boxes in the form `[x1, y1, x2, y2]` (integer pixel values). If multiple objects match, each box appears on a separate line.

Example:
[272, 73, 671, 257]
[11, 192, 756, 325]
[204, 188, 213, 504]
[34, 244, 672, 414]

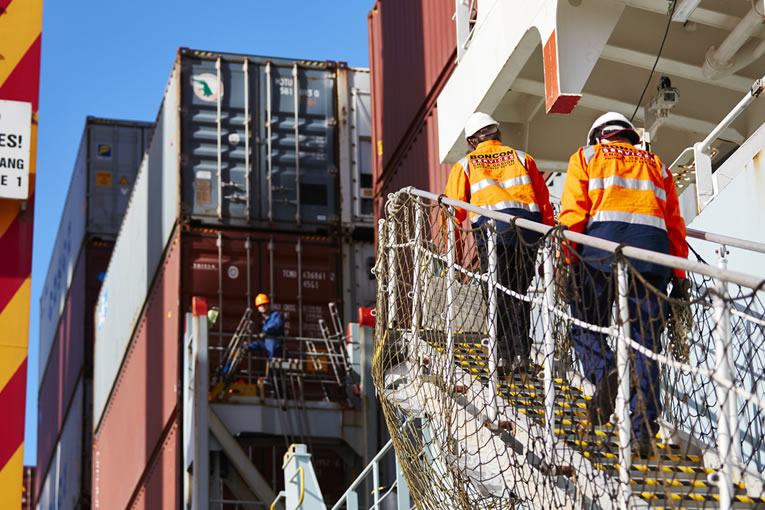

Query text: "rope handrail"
[404, 186, 765, 290]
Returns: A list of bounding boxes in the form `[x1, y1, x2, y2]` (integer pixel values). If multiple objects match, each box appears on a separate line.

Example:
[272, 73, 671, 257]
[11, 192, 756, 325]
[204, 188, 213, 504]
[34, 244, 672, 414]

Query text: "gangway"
[372, 188, 765, 510]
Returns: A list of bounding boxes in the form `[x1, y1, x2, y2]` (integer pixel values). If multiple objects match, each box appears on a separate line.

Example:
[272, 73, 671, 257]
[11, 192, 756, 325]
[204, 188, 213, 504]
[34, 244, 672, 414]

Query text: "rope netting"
[372, 190, 765, 510]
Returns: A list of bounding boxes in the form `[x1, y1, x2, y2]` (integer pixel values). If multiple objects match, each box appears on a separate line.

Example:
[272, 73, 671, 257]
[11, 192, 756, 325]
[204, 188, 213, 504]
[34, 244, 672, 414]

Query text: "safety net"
[372, 188, 765, 510]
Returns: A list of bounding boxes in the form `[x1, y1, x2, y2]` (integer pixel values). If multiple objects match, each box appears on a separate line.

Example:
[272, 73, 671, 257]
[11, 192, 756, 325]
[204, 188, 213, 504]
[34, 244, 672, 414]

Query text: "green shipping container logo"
[191, 73, 223, 103]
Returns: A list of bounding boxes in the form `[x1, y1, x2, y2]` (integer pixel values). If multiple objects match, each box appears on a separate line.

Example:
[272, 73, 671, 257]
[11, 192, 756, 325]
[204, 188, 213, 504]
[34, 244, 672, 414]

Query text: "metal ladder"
[216, 308, 254, 386]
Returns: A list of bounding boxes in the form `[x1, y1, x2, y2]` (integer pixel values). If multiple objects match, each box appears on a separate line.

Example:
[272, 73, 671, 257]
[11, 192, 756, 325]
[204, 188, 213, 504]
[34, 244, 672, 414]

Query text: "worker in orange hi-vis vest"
[444, 112, 554, 375]
[557, 111, 690, 456]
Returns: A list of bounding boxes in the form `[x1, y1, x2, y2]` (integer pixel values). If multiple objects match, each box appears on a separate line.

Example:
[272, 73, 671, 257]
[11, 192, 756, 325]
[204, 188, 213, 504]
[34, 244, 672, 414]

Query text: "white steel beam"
[511, 78, 745, 143]
[209, 407, 277, 505]
[600, 45, 754, 93]
[620, 0, 765, 39]
[671, 0, 702, 23]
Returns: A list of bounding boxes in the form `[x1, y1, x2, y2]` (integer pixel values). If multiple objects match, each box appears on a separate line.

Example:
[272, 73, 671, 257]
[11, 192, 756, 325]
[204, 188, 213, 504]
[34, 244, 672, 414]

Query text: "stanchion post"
[446, 207, 457, 383]
[616, 261, 633, 510]
[714, 244, 735, 510]
[487, 220, 499, 422]
[542, 239, 557, 461]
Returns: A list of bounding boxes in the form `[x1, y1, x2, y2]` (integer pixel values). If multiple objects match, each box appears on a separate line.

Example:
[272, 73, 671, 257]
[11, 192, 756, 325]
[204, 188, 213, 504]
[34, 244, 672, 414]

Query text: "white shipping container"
[38, 119, 151, 384]
[36, 379, 91, 510]
[93, 67, 180, 430]
[339, 69, 373, 229]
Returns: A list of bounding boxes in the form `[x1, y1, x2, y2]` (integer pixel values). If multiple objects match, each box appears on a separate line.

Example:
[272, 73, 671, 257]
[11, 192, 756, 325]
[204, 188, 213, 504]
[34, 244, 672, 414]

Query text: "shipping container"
[338, 68, 374, 230]
[23, 466, 34, 510]
[38, 118, 151, 384]
[94, 226, 343, 427]
[93, 49, 369, 424]
[113, 47, 369, 236]
[124, 419, 180, 510]
[367, 0, 456, 187]
[92, 225, 345, 506]
[341, 240, 376, 321]
[92, 232, 181, 510]
[36, 240, 112, 499]
[36, 378, 91, 510]
[373, 105, 453, 218]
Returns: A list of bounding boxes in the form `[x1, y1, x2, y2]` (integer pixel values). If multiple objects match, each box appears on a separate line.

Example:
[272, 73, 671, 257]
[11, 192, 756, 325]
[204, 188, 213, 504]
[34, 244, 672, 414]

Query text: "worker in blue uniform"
[248, 293, 285, 359]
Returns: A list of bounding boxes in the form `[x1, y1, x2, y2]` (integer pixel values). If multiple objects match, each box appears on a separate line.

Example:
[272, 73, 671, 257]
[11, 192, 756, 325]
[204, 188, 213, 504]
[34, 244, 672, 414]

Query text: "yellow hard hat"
[255, 293, 271, 307]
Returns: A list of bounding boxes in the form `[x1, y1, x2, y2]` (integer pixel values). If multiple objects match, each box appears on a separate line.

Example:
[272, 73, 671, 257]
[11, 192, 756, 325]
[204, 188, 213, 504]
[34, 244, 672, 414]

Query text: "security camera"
[648, 76, 680, 117]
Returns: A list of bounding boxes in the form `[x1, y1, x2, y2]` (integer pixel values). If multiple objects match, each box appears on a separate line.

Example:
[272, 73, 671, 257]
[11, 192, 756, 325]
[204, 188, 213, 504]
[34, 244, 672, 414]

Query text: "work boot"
[586, 368, 619, 426]
[632, 434, 657, 458]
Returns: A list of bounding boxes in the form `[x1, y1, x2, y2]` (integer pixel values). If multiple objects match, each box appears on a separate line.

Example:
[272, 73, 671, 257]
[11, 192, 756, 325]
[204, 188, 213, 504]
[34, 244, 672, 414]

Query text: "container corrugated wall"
[36, 240, 112, 501]
[22, 467, 34, 510]
[178, 49, 342, 231]
[181, 229, 341, 344]
[38, 118, 151, 384]
[93, 232, 181, 509]
[93, 66, 181, 426]
[367, 0, 456, 216]
[367, 0, 455, 177]
[127, 419, 179, 510]
[339, 69, 374, 230]
[36, 378, 91, 510]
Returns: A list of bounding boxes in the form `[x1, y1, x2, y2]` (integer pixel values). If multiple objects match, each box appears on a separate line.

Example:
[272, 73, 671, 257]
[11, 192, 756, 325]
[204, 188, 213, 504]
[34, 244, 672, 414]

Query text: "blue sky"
[26, 0, 372, 466]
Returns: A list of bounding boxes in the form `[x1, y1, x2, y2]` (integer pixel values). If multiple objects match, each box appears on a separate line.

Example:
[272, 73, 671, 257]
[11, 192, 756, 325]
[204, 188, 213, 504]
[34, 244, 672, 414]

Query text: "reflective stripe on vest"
[583, 145, 596, 165]
[586, 210, 667, 230]
[516, 150, 527, 167]
[459, 156, 469, 177]
[470, 174, 532, 195]
[589, 175, 667, 202]
[470, 200, 541, 223]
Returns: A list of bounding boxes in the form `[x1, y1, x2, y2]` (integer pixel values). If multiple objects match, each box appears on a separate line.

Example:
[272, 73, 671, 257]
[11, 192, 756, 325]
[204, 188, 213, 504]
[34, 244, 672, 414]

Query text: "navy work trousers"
[569, 266, 669, 439]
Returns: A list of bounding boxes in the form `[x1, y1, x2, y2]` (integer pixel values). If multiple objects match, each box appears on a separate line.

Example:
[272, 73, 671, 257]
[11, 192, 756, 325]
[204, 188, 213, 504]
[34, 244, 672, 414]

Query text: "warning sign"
[0, 100, 32, 200]
[95, 171, 112, 187]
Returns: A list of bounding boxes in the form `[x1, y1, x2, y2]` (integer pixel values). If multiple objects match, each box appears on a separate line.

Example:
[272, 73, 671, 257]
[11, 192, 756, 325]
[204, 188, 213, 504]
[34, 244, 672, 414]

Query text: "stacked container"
[91, 48, 373, 509]
[367, 0, 457, 214]
[36, 118, 152, 508]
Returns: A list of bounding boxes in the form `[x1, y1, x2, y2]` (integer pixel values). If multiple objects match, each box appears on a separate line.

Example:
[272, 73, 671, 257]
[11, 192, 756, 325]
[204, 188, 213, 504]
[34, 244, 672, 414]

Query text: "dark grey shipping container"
[174, 48, 366, 231]
[39, 118, 151, 385]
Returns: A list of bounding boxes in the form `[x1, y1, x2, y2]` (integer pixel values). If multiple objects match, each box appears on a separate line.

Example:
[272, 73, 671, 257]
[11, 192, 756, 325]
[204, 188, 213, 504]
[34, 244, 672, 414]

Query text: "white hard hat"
[464, 112, 499, 140]
[586, 112, 640, 146]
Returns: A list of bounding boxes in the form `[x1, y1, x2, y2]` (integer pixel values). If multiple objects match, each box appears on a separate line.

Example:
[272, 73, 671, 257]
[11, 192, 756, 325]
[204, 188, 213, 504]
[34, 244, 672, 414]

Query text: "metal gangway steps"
[370, 187, 765, 510]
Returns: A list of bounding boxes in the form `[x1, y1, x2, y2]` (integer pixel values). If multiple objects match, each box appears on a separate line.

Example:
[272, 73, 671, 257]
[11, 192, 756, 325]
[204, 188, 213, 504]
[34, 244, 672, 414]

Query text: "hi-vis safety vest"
[559, 142, 688, 278]
[444, 140, 555, 227]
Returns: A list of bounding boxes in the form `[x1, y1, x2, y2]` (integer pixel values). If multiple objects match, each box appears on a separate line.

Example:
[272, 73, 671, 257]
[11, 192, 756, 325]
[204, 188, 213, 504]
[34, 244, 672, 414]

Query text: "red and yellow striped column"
[0, 0, 42, 506]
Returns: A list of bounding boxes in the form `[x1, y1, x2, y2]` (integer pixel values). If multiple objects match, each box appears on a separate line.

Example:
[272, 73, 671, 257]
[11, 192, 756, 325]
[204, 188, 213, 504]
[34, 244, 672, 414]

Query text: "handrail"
[686, 227, 765, 255]
[330, 438, 395, 510]
[403, 187, 765, 290]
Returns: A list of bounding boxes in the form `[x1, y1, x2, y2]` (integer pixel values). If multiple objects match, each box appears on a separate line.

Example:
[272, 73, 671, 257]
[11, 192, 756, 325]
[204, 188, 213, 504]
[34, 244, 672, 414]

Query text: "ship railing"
[375, 187, 765, 510]
[668, 74, 764, 212]
[209, 331, 353, 403]
[331, 435, 410, 510]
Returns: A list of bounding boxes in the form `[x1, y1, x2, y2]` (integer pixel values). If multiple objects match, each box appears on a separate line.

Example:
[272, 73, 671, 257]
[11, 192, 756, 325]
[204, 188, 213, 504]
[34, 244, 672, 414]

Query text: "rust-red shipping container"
[36, 240, 112, 500]
[372, 104, 454, 219]
[368, 0, 456, 201]
[22, 466, 34, 510]
[93, 227, 343, 508]
[122, 418, 180, 510]
[92, 231, 181, 510]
